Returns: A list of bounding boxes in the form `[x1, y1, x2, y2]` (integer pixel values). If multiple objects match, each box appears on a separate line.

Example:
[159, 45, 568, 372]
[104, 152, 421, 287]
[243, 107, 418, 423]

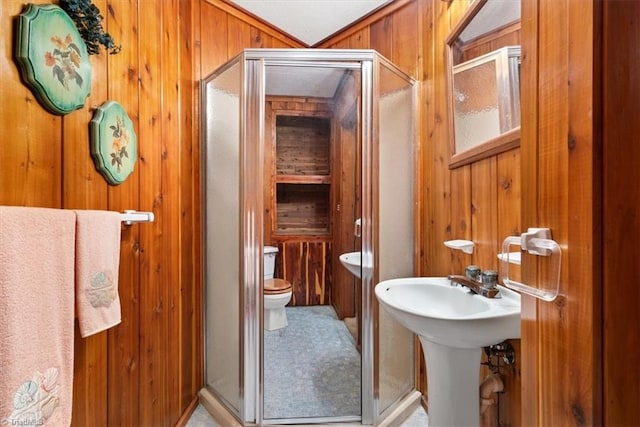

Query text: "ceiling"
[228, 0, 391, 46]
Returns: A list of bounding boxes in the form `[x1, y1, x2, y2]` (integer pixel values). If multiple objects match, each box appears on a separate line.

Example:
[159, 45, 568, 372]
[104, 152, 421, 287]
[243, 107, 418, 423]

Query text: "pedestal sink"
[338, 251, 372, 279]
[375, 277, 520, 427]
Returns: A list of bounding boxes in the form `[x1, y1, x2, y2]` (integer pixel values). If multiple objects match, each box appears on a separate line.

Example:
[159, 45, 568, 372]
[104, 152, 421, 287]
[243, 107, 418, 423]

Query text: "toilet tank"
[264, 246, 279, 279]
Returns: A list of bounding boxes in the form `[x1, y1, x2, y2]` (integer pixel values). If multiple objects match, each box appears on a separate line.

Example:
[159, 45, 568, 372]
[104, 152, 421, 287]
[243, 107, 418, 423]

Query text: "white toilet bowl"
[264, 279, 292, 331]
[264, 246, 292, 331]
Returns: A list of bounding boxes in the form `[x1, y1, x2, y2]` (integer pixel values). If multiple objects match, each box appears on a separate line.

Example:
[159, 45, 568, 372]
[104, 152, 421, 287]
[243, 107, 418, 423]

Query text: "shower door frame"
[202, 49, 419, 426]
[248, 49, 376, 426]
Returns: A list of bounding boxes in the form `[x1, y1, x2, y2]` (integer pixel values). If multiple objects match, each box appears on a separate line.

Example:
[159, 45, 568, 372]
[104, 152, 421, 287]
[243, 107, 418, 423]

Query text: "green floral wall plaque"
[90, 101, 137, 185]
[15, 4, 92, 115]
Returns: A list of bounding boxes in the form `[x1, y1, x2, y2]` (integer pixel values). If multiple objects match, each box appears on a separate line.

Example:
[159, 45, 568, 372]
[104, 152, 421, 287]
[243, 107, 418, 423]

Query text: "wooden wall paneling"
[415, 0, 433, 397]
[347, 29, 370, 49]
[495, 149, 522, 425]
[390, 1, 418, 78]
[461, 24, 521, 62]
[270, 38, 291, 49]
[327, 35, 349, 50]
[519, 0, 540, 423]
[250, 27, 270, 48]
[370, 16, 393, 60]
[202, 0, 305, 49]
[278, 241, 331, 306]
[105, 1, 141, 425]
[192, 8, 206, 412]
[63, 1, 110, 424]
[566, 0, 601, 424]
[519, 0, 603, 424]
[426, 0, 454, 276]
[496, 149, 521, 281]
[498, 339, 521, 427]
[0, 0, 62, 208]
[317, 0, 414, 50]
[331, 111, 345, 317]
[162, 0, 182, 423]
[332, 78, 359, 319]
[137, 1, 165, 424]
[179, 0, 203, 411]
[536, 0, 571, 425]
[264, 102, 275, 245]
[603, 2, 640, 425]
[227, 15, 253, 58]
[200, 2, 229, 76]
[449, 166, 472, 274]
[471, 157, 498, 271]
[471, 157, 501, 427]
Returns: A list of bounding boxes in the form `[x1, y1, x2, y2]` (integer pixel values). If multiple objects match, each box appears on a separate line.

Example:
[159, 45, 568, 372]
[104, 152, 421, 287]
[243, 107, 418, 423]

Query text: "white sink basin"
[338, 251, 372, 279]
[375, 277, 520, 427]
[375, 277, 520, 348]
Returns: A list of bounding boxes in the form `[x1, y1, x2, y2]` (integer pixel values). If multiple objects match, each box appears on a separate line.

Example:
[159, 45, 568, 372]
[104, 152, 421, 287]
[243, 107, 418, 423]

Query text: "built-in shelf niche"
[276, 183, 330, 235]
[274, 114, 332, 236]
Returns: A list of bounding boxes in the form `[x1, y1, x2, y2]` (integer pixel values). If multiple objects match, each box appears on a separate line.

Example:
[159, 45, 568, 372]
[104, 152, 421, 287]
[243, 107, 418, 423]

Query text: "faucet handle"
[465, 265, 481, 281]
[481, 270, 499, 289]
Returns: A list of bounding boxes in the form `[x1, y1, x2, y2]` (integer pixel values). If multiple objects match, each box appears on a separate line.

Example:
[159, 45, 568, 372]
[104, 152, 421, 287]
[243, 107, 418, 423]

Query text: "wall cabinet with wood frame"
[274, 115, 332, 236]
[265, 99, 334, 307]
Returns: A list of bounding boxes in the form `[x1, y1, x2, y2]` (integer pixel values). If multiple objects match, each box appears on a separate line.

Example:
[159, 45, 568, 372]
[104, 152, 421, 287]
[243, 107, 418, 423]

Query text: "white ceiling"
[228, 0, 391, 46]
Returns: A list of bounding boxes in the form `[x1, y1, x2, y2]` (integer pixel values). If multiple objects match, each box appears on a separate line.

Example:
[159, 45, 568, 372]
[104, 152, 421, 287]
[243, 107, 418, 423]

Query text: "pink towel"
[0, 206, 75, 426]
[74, 210, 122, 338]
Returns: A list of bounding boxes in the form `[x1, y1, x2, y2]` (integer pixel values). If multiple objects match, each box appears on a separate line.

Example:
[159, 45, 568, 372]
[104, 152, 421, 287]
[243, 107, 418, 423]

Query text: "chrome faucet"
[448, 265, 500, 298]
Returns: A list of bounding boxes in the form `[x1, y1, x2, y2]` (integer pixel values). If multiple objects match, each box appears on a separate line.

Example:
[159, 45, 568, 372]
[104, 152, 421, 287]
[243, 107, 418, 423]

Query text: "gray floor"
[186, 403, 428, 426]
[190, 305, 428, 426]
[263, 306, 361, 419]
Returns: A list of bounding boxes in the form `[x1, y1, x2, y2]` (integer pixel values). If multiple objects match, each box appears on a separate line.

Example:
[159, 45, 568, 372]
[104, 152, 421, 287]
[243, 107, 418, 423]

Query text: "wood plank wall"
[0, 0, 300, 425]
[332, 71, 361, 322]
[519, 1, 603, 425]
[4, 0, 629, 425]
[275, 241, 332, 306]
[1, 0, 201, 425]
[603, 2, 640, 425]
[319, 1, 522, 424]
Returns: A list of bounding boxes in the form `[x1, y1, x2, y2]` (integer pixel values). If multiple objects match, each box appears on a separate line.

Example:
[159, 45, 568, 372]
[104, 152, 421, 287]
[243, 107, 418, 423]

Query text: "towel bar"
[121, 210, 154, 225]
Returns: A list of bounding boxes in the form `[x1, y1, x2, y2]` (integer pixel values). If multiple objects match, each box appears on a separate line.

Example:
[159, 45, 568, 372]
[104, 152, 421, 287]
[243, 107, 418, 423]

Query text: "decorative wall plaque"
[15, 4, 92, 115]
[90, 101, 137, 185]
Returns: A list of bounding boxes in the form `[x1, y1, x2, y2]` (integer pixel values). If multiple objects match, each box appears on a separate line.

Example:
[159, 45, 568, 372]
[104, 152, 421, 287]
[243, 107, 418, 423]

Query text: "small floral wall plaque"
[90, 101, 137, 185]
[15, 4, 92, 115]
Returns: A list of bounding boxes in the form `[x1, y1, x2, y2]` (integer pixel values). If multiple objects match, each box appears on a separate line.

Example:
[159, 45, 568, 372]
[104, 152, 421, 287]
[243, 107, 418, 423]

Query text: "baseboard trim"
[199, 387, 244, 427]
[175, 395, 200, 427]
[377, 390, 423, 427]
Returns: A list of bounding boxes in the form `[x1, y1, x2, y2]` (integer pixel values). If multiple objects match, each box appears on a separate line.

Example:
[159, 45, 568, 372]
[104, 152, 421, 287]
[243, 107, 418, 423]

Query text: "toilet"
[264, 246, 292, 331]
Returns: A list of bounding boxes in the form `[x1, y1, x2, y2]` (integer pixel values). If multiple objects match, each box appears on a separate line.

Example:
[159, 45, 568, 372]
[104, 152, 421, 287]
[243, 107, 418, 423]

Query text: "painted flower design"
[110, 116, 131, 172]
[3, 368, 60, 425]
[86, 270, 117, 308]
[44, 33, 84, 90]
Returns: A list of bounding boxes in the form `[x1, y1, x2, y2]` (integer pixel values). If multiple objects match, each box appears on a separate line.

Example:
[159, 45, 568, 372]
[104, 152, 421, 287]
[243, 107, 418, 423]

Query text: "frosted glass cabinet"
[452, 46, 521, 154]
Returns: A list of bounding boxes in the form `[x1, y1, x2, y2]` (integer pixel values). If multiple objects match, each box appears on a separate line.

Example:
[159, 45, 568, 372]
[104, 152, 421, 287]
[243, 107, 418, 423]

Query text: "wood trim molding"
[449, 128, 521, 169]
[316, 0, 415, 47]
[205, 0, 306, 47]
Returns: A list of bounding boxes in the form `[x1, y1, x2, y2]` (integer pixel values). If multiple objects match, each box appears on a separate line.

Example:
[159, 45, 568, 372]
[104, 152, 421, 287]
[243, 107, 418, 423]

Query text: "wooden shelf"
[275, 183, 330, 235]
[275, 174, 331, 184]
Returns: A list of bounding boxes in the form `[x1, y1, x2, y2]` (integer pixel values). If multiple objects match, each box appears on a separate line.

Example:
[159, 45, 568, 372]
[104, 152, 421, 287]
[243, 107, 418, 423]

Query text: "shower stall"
[201, 49, 418, 425]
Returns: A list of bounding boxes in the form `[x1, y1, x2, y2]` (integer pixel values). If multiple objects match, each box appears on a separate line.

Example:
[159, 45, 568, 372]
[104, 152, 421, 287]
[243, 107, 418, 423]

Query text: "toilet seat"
[264, 278, 292, 295]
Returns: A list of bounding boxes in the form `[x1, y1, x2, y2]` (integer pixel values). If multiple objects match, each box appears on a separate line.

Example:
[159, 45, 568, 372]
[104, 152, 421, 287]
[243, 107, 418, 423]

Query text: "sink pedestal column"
[419, 337, 482, 427]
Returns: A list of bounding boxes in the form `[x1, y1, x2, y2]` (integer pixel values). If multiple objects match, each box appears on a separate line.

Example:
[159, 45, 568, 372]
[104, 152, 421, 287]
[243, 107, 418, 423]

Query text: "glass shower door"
[203, 59, 243, 417]
[374, 57, 417, 420]
[202, 49, 418, 426]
